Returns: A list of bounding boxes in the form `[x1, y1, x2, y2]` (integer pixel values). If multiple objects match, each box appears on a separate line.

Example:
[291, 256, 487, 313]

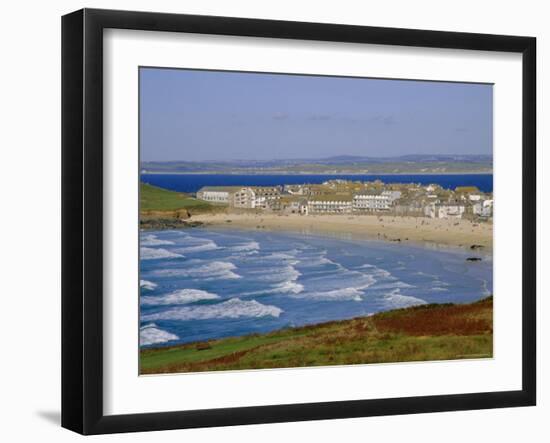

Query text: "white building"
[197, 186, 280, 209]
[233, 187, 256, 209]
[381, 190, 402, 202]
[284, 184, 306, 195]
[353, 194, 388, 211]
[252, 186, 281, 209]
[473, 199, 493, 217]
[308, 196, 353, 213]
[196, 186, 239, 203]
[424, 203, 465, 219]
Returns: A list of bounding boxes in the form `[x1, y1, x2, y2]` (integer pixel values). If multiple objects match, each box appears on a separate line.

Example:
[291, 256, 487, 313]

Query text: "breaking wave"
[310, 256, 339, 266]
[244, 262, 304, 295]
[230, 241, 260, 252]
[481, 279, 491, 296]
[141, 298, 283, 321]
[141, 234, 175, 246]
[430, 286, 449, 292]
[381, 289, 427, 309]
[262, 250, 300, 261]
[154, 261, 241, 280]
[243, 280, 304, 296]
[300, 274, 375, 301]
[305, 287, 364, 301]
[141, 289, 220, 305]
[140, 279, 157, 291]
[140, 323, 179, 346]
[272, 280, 304, 294]
[373, 280, 415, 290]
[175, 239, 219, 253]
[360, 264, 392, 279]
[252, 264, 302, 283]
[141, 247, 183, 260]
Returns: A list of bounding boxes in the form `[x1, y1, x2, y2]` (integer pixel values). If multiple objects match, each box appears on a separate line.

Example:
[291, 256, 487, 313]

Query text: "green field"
[140, 296, 493, 374]
[140, 182, 213, 212]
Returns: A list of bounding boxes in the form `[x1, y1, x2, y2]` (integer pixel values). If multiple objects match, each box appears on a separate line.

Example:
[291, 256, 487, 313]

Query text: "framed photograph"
[62, 8, 536, 435]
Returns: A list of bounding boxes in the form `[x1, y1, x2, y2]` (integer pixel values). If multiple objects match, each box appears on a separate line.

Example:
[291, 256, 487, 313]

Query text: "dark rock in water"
[470, 244, 485, 250]
[466, 257, 482, 262]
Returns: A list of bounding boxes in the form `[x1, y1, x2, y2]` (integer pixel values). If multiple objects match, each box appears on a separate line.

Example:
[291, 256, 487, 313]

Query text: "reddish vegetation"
[162, 349, 253, 373]
[373, 298, 493, 336]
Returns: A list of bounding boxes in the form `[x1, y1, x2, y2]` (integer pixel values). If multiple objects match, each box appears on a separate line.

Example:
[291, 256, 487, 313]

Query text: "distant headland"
[140, 154, 493, 175]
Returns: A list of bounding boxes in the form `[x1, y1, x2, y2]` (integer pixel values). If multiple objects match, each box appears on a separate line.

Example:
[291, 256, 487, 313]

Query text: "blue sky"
[140, 68, 493, 162]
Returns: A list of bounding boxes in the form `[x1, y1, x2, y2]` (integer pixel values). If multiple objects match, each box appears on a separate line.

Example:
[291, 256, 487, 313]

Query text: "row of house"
[197, 185, 404, 214]
[196, 181, 493, 220]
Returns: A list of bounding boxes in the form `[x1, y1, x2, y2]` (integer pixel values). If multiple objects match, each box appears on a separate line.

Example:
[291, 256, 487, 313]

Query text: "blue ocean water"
[141, 173, 493, 194]
[139, 229, 492, 348]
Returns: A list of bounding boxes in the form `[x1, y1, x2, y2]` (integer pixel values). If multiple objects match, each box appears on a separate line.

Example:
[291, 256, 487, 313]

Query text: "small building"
[425, 184, 437, 192]
[381, 190, 402, 202]
[299, 200, 309, 215]
[393, 202, 424, 216]
[284, 184, 306, 195]
[279, 196, 308, 214]
[425, 203, 465, 219]
[473, 199, 493, 217]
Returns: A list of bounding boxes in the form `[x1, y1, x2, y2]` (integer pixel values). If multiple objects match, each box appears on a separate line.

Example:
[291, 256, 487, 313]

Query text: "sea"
[140, 229, 493, 348]
[141, 173, 493, 194]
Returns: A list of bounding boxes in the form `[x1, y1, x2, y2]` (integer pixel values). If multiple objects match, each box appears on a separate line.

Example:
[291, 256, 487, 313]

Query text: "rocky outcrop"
[140, 218, 203, 230]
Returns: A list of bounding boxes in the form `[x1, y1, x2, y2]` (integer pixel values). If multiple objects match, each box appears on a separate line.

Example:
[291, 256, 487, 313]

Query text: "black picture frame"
[61, 8, 536, 435]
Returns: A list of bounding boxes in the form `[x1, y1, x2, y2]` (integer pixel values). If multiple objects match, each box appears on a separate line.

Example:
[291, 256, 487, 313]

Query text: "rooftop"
[197, 186, 244, 193]
[309, 194, 354, 202]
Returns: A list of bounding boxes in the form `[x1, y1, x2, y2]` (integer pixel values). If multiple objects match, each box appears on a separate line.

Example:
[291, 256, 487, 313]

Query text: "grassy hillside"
[140, 296, 493, 374]
[140, 182, 213, 212]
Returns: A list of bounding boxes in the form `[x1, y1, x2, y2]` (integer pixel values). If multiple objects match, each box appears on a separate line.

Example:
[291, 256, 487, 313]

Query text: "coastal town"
[196, 179, 493, 221]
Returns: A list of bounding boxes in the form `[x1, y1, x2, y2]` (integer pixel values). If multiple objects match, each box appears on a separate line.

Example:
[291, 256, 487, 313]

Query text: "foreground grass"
[140, 296, 493, 374]
[140, 182, 214, 212]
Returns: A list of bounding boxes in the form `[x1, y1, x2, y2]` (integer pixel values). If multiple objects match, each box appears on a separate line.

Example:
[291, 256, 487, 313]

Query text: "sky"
[139, 67, 493, 162]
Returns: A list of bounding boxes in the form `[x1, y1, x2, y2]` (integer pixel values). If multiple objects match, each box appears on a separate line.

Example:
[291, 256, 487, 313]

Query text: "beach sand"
[189, 212, 493, 251]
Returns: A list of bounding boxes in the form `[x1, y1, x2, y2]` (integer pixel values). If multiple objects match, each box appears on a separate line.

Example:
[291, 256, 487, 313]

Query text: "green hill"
[140, 182, 213, 212]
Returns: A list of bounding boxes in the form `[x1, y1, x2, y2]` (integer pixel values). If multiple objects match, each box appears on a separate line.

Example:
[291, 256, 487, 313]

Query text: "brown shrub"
[373, 300, 492, 336]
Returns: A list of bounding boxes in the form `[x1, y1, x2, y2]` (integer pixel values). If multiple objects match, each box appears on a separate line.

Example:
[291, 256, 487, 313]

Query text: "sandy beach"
[189, 212, 493, 251]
